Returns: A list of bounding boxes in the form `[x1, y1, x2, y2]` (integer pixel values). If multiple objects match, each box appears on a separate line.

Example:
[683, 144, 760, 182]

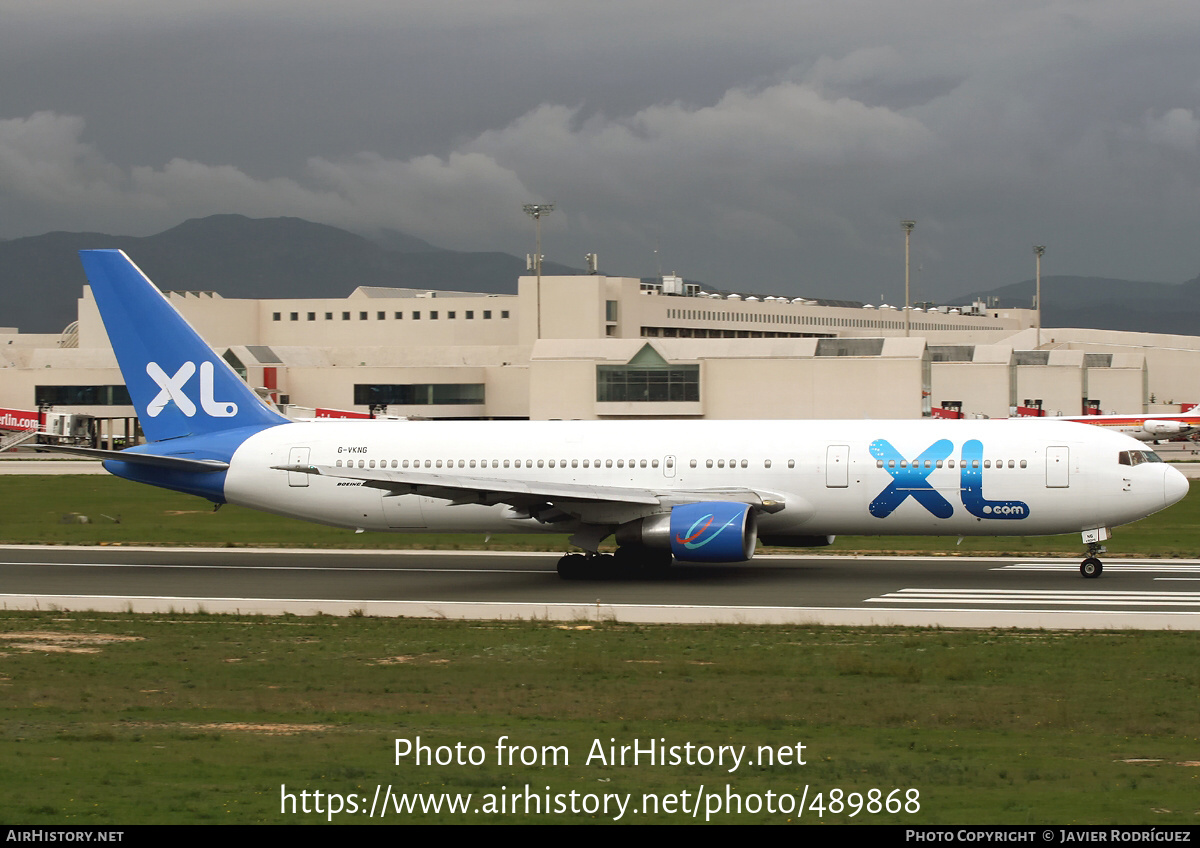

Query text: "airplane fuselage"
[1048, 413, 1200, 442]
[199, 418, 1185, 540]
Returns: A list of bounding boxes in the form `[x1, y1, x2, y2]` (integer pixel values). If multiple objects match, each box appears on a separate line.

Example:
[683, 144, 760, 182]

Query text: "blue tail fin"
[79, 250, 288, 443]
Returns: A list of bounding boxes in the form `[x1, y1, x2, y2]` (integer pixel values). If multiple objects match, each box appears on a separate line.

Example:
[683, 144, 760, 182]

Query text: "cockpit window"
[1119, 450, 1164, 467]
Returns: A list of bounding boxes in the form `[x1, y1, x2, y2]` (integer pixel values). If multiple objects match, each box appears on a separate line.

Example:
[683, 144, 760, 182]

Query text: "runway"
[3, 545, 1200, 629]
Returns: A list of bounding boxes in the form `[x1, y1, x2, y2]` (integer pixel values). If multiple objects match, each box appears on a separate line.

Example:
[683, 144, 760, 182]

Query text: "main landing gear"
[556, 547, 673, 580]
[1079, 528, 1109, 579]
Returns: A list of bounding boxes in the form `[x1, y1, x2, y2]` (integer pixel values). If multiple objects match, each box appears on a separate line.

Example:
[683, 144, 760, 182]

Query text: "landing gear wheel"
[556, 553, 589, 580]
[1080, 557, 1103, 579]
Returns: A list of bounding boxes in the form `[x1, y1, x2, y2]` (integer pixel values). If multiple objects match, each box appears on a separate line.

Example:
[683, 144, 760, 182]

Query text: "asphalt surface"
[2, 546, 1199, 629]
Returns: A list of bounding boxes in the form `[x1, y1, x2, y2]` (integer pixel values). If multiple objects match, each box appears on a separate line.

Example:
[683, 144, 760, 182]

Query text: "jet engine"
[615, 502, 757, 562]
[1143, 420, 1187, 438]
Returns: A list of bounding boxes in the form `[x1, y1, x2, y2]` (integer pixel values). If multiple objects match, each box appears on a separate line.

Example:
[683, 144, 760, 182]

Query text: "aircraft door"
[1046, 446, 1069, 487]
[826, 445, 850, 488]
[663, 455, 676, 478]
[287, 447, 310, 487]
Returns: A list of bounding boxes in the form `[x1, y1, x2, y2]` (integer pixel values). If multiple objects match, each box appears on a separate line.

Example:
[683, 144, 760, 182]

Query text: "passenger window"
[740, 460, 748, 468]
[935, 460, 943, 468]
[1020, 460, 1027, 468]
[788, 460, 795, 469]
[706, 459, 713, 468]
[765, 459, 772, 468]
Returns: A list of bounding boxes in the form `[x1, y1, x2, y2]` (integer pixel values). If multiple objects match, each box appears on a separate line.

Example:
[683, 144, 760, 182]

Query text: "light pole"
[901, 220, 916, 337]
[523, 203, 554, 339]
[1033, 245, 1045, 348]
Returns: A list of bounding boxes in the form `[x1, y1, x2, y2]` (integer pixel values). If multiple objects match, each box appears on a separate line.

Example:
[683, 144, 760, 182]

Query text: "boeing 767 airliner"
[60, 250, 1189, 579]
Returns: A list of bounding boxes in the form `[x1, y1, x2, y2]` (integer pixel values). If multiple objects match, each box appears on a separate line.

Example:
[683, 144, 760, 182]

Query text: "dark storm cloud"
[1, 1, 1198, 302]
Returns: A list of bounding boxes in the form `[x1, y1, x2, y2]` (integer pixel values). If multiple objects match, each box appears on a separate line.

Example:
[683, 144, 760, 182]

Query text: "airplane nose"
[1164, 465, 1190, 507]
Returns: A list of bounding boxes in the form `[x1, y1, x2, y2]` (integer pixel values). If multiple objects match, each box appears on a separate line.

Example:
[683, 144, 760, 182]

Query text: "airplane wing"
[273, 463, 787, 524]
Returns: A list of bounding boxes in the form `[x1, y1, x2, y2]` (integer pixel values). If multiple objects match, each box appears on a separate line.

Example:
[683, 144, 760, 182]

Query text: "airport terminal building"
[2, 269, 1197, 443]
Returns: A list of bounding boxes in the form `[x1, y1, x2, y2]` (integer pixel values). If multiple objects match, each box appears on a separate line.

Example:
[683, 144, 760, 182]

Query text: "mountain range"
[0, 215, 579, 334]
[1, 214, 1197, 337]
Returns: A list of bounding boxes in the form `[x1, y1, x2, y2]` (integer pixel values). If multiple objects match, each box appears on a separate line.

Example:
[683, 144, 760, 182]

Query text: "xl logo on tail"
[146, 361, 238, 418]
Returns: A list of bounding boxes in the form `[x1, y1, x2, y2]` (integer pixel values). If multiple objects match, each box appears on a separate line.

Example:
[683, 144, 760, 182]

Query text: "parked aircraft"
[61, 250, 1189, 579]
[1046, 411, 1200, 443]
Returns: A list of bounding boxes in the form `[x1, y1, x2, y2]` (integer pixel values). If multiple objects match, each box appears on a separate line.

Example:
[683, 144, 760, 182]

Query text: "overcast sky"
[2, 1, 1198, 302]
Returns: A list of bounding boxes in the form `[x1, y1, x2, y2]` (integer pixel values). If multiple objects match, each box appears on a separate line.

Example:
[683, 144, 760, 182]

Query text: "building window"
[343, 312, 350, 320]
[359, 312, 368, 320]
[290, 312, 298, 321]
[325, 312, 333, 320]
[395, 312, 403, 319]
[35, 385, 133, 406]
[606, 300, 618, 322]
[430, 311, 438, 320]
[412, 312, 420, 320]
[272, 312, 281, 321]
[483, 310, 492, 319]
[307, 312, 316, 321]
[353, 384, 485, 406]
[596, 364, 699, 402]
[501, 310, 510, 319]
[466, 311, 474, 319]
[448, 311, 456, 319]
[378, 311, 386, 320]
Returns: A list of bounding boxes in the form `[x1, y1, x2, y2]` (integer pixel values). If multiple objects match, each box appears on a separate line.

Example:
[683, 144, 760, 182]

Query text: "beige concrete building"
[2, 270, 1197, 438]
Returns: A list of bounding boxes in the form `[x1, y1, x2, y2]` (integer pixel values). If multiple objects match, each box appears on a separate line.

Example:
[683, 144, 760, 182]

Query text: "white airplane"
[62, 250, 1189, 580]
[1044, 411, 1200, 443]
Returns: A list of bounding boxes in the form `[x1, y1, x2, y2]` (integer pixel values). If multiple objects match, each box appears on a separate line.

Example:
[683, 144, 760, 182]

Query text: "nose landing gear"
[1080, 528, 1109, 579]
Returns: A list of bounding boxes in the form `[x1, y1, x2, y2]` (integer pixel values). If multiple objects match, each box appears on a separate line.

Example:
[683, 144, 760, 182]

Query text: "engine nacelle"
[615, 502, 757, 563]
[1143, 420, 1186, 437]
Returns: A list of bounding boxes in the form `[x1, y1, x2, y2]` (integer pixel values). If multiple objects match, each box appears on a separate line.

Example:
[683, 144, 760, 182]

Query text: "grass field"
[1, 474, 1197, 557]
[1, 475, 1197, 825]
[1, 613, 1197, 825]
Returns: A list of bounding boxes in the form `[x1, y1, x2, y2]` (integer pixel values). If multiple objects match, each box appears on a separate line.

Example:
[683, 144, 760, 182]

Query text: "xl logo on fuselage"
[146, 361, 238, 419]
[869, 438, 1030, 521]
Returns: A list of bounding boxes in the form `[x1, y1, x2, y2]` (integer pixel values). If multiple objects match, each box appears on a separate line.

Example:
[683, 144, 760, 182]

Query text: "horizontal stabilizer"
[38, 445, 229, 472]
